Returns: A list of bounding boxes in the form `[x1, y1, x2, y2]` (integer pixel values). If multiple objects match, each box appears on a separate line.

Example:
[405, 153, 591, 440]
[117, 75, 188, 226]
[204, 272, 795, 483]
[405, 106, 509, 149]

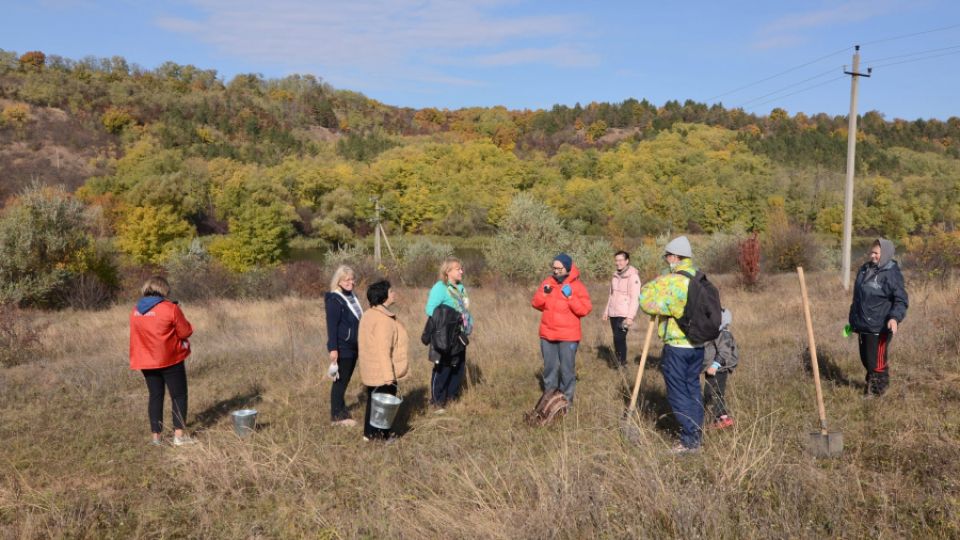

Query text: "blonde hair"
[437, 257, 462, 283]
[141, 276, 171, 297]
[329, 265, 355, 292]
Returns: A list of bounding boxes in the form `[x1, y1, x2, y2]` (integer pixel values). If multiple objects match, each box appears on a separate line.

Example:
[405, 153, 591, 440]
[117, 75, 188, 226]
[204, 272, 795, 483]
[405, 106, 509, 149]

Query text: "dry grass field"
[2, 272, 959, 538]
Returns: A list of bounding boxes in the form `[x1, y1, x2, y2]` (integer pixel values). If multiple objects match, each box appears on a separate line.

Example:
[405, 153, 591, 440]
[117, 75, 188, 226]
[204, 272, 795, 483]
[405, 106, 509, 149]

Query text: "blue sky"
[3, 0, 959, 120]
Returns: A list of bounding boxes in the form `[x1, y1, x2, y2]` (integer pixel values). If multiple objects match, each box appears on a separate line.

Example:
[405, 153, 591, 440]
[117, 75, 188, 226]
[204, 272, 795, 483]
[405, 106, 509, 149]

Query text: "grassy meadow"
[2, 272, 960, 538]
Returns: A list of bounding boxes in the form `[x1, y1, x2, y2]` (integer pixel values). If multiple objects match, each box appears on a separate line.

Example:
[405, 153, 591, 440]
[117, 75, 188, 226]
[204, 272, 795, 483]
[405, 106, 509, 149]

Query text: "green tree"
[115, 205, 195, 265]
[101, 107, 135, 134]
[209, 201, 296, 272]
[0, 184, 89, 307]
[484, 194, 567, 281]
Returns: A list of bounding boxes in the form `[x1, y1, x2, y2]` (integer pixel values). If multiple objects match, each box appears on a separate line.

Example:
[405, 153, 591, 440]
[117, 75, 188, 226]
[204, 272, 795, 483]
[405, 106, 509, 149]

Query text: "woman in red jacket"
[129, 276, 196, 446]
[531, 253, 592, 404]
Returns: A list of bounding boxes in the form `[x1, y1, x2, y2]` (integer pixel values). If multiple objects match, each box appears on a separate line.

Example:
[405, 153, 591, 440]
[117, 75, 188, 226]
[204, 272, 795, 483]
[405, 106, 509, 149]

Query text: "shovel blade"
[808, 431, 843, 457]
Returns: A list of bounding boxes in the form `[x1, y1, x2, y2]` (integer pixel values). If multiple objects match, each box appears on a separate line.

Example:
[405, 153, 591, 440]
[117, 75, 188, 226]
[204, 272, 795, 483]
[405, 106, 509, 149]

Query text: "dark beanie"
[554, 253, 573, 272]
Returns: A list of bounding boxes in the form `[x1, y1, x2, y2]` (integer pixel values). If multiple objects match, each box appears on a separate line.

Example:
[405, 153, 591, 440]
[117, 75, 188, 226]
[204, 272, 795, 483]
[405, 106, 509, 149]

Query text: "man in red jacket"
[531, 253, 592, 404]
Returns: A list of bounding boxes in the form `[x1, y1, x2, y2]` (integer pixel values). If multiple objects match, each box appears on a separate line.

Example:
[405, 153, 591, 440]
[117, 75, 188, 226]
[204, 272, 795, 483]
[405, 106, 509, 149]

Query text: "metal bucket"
[369, 393, 402, 430]
[231, 409, 258, 437]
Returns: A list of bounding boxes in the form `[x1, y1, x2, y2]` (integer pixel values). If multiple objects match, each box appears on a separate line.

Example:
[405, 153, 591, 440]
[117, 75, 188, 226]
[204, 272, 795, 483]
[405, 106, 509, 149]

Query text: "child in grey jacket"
[703, 308, 739, 430]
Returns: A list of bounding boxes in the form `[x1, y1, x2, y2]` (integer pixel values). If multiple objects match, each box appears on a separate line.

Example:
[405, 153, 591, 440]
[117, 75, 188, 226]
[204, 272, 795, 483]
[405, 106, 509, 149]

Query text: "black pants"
[859, 332, 892, 395]
[609, 317, 629, 366]
[703, 370, 730, 419]
[430, 351, 466, 406]
[142, 361, 188, 433]
[364, 384, 398, 439]
[330, 355, 357, 421]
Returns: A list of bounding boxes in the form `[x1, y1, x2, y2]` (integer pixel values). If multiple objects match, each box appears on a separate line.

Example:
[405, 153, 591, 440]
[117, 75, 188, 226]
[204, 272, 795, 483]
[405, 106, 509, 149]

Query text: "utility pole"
[372, 197, 382, 267]
[841, 45, 871, 290]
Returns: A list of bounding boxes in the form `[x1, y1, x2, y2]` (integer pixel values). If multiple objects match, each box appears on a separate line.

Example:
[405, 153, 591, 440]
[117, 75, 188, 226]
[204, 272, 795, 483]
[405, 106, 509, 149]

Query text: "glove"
[561, 284, 572, 297]
[327, 362, 340, 381]
[543, 285, 553, 294]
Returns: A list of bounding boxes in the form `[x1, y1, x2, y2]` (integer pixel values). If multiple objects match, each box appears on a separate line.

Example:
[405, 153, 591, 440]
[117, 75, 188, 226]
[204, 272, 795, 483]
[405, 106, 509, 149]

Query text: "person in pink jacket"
[602, 250, 642, 368]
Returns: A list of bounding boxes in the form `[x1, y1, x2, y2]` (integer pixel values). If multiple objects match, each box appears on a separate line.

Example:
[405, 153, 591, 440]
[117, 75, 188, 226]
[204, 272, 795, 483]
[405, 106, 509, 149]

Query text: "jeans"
[609, 317, 629, 366]
[142, 361, 188, 433]
[661, 345, 705, 448]
[541, 339, 578, 403]
[330, 355, 357, 421]
[431, 351, 466, 406]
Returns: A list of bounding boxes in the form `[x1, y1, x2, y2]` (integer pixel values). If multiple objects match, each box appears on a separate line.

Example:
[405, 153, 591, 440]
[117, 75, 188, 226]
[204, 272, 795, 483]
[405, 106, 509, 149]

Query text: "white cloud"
[753, 0, 904, 49]
[472, 45, 598, 67]
[155, 0, 595, 89]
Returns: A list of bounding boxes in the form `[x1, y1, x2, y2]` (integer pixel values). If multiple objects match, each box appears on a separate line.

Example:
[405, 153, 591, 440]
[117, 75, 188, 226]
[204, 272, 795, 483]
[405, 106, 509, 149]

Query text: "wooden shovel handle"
[797, 267, 829, 435]
[627, 316, 657, 413]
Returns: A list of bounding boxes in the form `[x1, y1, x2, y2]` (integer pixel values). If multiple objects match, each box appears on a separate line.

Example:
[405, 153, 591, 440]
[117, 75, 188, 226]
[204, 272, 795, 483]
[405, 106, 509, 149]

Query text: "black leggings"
[330, 356, 357, 421]
[609, 317, 629, 366]
[142, 362, 188, 433]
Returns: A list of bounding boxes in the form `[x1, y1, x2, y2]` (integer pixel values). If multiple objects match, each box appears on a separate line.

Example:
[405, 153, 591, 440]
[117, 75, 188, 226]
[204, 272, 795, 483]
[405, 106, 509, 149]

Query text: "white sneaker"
[172, 434, 198, 446]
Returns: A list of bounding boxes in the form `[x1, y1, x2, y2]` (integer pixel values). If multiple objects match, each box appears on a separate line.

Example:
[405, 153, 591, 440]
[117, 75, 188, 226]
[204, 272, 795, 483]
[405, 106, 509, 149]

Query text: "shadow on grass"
[644, 352, 664, 371]
[465, 361, 485, 388]
[596, 344, 622, 370]
[190, 385, 264, 431]
[617, 356, 680, 436]
[802, 347, 863, 391]
[393, 385, 429, 436]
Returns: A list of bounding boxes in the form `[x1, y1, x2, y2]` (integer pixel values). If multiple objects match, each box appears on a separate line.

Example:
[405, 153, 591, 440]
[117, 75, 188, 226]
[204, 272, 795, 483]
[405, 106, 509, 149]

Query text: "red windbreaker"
[129, 300, 193, 370]
[531, 264, 593, 341]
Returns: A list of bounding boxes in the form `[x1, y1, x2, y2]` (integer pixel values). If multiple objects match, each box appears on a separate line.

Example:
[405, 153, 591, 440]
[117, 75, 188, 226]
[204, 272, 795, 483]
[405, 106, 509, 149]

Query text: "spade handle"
[627, 316, 657, 413]
[798, 267, 829, 435]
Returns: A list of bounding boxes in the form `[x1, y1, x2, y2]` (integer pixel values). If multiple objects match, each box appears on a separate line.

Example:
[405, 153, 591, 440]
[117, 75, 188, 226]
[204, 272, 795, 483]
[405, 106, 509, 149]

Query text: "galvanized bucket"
[369, 393, 402, 430]
[231, 409, 258, 437]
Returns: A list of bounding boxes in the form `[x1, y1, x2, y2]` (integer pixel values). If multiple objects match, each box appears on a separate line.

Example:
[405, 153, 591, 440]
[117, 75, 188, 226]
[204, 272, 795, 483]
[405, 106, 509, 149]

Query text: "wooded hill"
[1, 49, 958, 273]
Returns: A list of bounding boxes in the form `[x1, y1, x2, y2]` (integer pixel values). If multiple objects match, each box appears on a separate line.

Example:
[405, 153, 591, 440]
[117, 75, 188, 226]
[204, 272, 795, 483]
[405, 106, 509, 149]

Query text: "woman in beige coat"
[358, 280, 409, 440]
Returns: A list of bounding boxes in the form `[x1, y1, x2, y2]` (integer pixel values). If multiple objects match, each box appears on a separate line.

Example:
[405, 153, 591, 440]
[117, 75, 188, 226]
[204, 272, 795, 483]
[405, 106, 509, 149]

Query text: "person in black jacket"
[424, 257, 473, 412]
[849, 238, 909, 397]
[325, 265, 363, 426]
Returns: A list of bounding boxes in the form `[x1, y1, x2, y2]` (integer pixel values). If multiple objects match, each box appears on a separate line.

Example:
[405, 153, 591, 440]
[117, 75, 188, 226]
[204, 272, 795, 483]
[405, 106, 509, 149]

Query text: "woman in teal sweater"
[424, 257, 474, 411]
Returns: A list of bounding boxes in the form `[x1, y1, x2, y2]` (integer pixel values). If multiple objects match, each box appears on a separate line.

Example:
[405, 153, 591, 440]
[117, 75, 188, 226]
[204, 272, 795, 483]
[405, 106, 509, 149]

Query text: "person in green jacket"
[638, 236, 704, 453]
[424, 257, 473, 411]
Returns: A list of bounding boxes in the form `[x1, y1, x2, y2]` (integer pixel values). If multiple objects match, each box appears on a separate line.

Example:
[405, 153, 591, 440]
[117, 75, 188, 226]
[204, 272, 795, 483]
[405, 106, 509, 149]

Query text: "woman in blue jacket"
[849, 238, 908, 397]
[325, 265, 363, 426]
[424, 257, 473, 411]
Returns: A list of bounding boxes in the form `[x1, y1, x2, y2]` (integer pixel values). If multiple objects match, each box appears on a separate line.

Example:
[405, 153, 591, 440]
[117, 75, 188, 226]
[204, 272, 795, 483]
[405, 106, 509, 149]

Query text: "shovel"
[621, 316, 657, 441]
[797, 267, 843, 457]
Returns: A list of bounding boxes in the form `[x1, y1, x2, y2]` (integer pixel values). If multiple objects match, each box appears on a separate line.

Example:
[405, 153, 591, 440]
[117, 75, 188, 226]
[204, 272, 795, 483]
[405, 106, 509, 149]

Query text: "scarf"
[446, 283, 474, 336]
[335, 290, 363, 321]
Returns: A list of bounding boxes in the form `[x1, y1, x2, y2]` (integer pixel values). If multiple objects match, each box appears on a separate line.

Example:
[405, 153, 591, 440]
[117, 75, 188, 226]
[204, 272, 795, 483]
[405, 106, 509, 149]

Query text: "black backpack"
[676, 270, 722, 345]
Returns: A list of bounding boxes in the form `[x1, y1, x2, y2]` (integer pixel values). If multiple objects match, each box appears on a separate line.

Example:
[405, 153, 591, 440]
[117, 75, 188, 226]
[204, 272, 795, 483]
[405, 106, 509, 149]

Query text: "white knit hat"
[664, 236, 693, 258]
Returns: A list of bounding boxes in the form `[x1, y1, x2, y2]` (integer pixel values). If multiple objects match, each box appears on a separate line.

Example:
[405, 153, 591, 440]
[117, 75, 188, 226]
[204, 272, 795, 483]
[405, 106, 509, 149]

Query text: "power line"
[863, 43, 960, 64]
[706, 46, 851, 102]
[860, 22, 960, 47]
[747, 76, 847, 109]
[706, 22, 960, 108]
[870, 48, 960, 69]
[737, 66, 842, 108]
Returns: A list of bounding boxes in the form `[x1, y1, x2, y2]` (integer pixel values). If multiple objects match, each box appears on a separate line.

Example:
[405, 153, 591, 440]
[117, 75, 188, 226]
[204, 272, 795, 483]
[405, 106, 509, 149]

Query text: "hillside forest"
[1, 49, 959, 308]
